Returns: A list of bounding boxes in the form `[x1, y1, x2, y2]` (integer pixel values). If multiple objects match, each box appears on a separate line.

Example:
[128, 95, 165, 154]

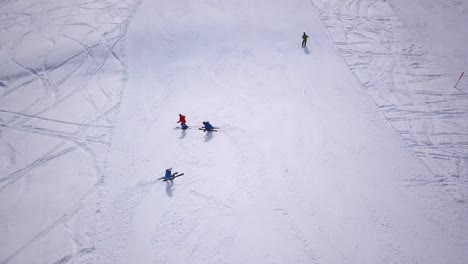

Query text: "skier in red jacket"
[177, 114, 188, 129]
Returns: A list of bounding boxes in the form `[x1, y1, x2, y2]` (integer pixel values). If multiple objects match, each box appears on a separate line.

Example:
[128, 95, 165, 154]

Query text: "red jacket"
[178, 115, 186, 124]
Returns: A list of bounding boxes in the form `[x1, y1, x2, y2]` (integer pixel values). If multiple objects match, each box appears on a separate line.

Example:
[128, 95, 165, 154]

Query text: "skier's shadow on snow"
[204, 131, 214, 142]
[303, 46, 311, 55]
[179, 130, 186, 139]
[165, 180, 174, 197]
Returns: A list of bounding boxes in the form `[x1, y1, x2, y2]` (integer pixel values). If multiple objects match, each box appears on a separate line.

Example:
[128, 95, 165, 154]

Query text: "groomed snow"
[1, 0, 467, 263]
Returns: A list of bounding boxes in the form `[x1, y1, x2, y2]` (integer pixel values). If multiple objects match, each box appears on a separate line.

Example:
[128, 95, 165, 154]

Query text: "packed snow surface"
[1, 0, 467, 263]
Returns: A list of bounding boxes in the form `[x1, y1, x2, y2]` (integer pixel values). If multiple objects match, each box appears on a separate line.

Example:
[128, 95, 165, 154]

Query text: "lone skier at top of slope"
[301, 32, 308, 48]
[177, 114, 188, 129]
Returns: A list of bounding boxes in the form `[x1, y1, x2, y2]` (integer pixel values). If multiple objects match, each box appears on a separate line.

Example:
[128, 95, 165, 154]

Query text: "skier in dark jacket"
[301, 32, 309, 48]
[165, 168, 173, 180]
[202, 121, 214, 132]
[177, 114, 188, 129]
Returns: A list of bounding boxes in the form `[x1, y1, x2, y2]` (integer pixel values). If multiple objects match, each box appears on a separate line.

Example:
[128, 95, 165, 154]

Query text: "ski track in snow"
[0, 0, 140, 263]
[310, 0, 468, 204]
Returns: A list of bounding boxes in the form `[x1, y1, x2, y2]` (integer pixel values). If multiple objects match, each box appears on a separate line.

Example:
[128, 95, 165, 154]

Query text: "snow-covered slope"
[1, 0, 467, 263]
[311, 0, 468, 207]
[94, 0, 468, 263]
[388, 0, 468, 77]
[0, 0, 139, 263]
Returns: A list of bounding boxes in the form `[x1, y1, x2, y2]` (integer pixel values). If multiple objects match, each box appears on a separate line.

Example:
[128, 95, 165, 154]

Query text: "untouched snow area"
[1, 0, 468, 263]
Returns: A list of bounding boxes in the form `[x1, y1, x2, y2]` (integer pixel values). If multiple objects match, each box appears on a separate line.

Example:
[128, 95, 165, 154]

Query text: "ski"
[157, 172, 179, 181]
[174, 127, 191, 130]
[163, 173, 184, 181]
[198, 128, 218, 132]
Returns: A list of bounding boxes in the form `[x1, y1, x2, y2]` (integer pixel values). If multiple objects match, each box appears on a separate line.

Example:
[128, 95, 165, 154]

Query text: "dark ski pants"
[302, 39, 307, 47]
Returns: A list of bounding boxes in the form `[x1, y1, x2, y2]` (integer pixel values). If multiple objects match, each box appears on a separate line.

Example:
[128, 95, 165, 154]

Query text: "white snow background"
[1, 0, 467, 263]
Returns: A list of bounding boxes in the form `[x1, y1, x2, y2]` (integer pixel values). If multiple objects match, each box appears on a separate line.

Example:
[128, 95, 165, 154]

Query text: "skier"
[202, 121, 214, 132]
[158, 168, 184, 182]
[164, 168, 174, 181]
[301, 32, 309, 48]
[177, 114, 188, 129]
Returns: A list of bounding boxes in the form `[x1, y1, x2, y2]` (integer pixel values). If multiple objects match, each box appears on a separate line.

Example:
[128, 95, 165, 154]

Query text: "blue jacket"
[165, 169, 172, 179]
[204, 122, 214, 130]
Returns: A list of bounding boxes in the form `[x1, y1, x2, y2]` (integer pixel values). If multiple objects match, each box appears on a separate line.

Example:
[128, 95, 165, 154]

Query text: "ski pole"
[454, 72, 464, 88]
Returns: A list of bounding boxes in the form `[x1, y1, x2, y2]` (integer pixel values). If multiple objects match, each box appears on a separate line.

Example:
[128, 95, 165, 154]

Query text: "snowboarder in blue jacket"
[202, 121, 214, 132]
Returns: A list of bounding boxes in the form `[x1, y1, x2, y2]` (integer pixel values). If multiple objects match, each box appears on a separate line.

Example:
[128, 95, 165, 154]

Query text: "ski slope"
[1, 0, 468, 263]
[0, 0, 139, 263]
[95, 0, 468, 263]
[388, 0, 468, 75]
